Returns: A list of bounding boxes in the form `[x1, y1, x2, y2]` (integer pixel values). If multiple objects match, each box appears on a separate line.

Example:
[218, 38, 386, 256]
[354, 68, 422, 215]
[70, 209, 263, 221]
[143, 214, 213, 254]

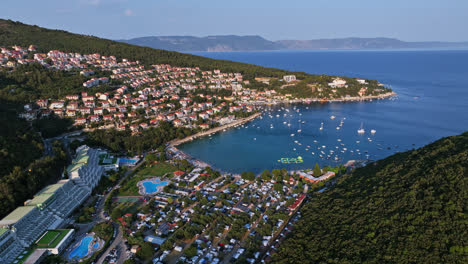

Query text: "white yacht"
[357, 122, 365, 134]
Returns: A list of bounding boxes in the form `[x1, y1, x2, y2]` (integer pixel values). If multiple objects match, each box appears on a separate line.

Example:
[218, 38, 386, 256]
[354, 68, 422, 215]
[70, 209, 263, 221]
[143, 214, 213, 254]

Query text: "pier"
[167, 112, 262, 147]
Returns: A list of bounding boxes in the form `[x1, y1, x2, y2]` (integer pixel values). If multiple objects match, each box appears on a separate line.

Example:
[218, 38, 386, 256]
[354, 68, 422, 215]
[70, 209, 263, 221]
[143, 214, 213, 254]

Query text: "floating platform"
[278, 156, 303, 164]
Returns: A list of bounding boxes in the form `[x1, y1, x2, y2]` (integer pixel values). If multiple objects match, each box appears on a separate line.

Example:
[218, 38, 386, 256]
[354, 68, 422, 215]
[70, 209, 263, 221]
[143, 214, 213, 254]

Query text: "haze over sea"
[179, 50, 468, 173]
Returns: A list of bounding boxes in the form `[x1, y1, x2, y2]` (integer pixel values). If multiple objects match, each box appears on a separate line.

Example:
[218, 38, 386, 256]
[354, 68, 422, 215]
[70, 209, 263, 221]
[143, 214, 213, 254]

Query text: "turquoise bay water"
[180, 50, 468, 173]
[69, 236, 93, 260]
[142, 180, 169, 194]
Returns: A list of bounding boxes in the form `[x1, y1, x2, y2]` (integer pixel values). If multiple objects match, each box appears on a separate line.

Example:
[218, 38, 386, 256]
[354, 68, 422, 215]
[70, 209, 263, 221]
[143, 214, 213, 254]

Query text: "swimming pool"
[141, 180, 169, 194]
[69, 236, 93, 260]
[119, 158, 138, 166]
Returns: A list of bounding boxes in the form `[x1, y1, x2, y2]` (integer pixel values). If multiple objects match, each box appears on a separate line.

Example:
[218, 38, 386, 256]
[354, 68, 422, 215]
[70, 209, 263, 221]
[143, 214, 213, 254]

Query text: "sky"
[1, 0, 467, 42]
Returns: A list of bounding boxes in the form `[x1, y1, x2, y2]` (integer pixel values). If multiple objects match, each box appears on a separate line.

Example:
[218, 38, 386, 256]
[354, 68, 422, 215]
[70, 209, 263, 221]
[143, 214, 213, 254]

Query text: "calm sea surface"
[179, 50, 468, 173]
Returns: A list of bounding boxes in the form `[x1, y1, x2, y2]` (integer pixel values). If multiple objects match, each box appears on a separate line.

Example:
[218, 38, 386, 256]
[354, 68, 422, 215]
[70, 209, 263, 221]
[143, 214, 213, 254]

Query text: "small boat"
[319, 122, 324, 131]
[330, 115, 336, 120]
[371, 129, 376, 134]
[290, 134, 295, 137]
[297, 129, 302, 133]
[336, 127, 340, 130]
[357, 122, 365, 134]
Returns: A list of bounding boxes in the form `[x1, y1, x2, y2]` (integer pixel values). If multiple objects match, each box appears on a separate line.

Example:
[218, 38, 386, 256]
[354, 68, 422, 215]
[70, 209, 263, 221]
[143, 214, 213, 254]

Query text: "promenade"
[168, 112, 262, 147]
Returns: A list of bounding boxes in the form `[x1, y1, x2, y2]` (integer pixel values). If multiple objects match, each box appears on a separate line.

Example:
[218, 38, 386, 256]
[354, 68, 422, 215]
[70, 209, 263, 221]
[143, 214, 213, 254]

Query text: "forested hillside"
[0, 100, 43, 176]
[271, 132, 468, 263]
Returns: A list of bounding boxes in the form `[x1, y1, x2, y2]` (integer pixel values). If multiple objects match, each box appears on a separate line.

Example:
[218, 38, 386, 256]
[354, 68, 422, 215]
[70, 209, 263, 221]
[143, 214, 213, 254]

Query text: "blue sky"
[1, 0, 467, 41]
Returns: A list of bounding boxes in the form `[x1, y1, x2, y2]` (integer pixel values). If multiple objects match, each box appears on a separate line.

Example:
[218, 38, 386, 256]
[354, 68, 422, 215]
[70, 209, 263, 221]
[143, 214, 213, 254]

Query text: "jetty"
[168, 112, 262, 147]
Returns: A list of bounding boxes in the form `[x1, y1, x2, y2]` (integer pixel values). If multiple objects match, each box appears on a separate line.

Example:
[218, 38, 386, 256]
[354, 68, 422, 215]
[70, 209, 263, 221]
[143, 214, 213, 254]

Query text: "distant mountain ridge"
[118, 35, 283, 52]
[118, 36, 468, 52]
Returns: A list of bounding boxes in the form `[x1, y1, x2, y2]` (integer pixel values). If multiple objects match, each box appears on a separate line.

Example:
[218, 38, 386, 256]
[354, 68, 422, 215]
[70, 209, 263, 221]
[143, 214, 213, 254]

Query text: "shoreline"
[239, 92, 397, 106]
[165, 93, 396, 173]
[168, 111, 263, 147]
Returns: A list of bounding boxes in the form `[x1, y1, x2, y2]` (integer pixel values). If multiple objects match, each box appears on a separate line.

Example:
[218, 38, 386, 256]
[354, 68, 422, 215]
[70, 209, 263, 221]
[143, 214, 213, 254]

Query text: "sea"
[179, 50, 468, 174]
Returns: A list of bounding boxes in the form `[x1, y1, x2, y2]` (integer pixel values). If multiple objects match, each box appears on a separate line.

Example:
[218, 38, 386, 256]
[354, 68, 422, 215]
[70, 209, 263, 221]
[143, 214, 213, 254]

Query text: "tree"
[185, 245, 198, 258]
[261, 170, 272, 181]
[297, 181, 303, 189]
[241, 171, 255, 181]
[200, 197, 209, 205]
[313, 163, 322, 177]
[136, 242, 155, 261]
[274, 183, 283, 193]
[111, 207, 122, 220]
[145, 153, 157, 164]
[322, 166, 328, 174]
[123, 259, 136, 264]
[167, 197, 174, 204]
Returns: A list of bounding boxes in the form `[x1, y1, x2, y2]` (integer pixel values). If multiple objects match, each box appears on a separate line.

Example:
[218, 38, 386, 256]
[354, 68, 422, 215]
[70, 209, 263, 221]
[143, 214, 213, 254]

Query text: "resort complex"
[0, 145, 105, 264]
[67, 145, 105, 191]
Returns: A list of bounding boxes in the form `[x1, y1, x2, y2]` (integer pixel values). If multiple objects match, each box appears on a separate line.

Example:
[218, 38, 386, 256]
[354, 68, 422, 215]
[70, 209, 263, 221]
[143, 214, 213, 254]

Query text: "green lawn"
[117, 163, 177, 196]
[36, 229, 70, 248]
[136, 163, 178, 177]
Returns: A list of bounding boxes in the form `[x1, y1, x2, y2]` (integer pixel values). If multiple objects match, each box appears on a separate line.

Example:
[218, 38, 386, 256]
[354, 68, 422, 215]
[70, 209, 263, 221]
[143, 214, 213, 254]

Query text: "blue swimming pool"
[69, 236, 93, 260]
[142, 180, 169, 194]
[119, 158, 138, 165]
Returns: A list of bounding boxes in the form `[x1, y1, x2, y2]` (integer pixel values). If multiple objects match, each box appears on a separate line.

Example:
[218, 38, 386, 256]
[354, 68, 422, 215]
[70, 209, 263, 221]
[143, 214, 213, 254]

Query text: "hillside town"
[1, 45, 394, 133]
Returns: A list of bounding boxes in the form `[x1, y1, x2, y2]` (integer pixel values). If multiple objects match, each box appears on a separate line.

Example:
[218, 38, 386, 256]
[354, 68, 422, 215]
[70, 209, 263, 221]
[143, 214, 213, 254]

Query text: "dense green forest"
[0, 99, 69, 219]
[0, 140, 68, 219]
[0, 100, 43, 177]
[271, 132, 468, 263]
[85, 121, 192, 155]
[0, 19, 309, 80]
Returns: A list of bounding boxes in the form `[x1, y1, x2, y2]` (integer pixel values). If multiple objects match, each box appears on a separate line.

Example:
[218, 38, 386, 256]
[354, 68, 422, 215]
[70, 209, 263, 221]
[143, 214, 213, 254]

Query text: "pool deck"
[137, 178, 168, 195]
[65, 232, 104, 262]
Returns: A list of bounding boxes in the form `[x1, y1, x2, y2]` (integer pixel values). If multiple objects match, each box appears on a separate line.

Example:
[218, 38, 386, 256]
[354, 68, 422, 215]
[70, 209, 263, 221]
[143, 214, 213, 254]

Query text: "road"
[95, 159, 146, 264]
